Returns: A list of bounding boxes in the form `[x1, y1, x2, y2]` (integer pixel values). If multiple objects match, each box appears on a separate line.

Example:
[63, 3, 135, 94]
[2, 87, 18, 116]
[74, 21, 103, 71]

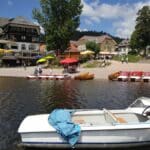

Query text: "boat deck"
[72, 110, 149, 126]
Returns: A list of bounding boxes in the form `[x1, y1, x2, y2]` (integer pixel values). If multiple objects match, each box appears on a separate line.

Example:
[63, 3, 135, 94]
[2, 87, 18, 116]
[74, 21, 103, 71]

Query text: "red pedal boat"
[117, 71, 130, 81]
[130, 71, 143, 82]
[142, 72, 150, 82]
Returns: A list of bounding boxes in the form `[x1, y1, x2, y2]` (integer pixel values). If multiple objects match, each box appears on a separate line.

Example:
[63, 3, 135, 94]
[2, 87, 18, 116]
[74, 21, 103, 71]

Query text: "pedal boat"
[27, 74, 71, 80]
[142, 72, 150, 82]
[130, 71, 143, 82]
[117, 71, 130, 81]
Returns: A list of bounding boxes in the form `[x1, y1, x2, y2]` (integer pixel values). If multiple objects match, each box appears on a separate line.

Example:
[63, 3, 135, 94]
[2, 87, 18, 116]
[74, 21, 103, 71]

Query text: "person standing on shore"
[121, 56, 124, 64]
[23, 61, 26, 70]
[38, 65, 42, 75]
[34, 67, 38, 76]
[125, 55, 128, 63]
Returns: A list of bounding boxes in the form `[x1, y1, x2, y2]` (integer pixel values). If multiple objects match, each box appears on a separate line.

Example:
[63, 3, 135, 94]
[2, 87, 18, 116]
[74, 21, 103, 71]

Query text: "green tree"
[130, 30, 139, 49]
[130, 6, 150, 56]
[86, 41, 100, 58]
[32, 0, 82, 53]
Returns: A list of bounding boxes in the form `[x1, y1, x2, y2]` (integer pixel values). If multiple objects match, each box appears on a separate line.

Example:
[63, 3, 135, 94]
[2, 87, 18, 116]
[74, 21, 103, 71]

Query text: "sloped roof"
[78, 35, 116, 44]
[79, 35, 99, 41]
[66, 43, 79, 52]
[118, 39, 130, 46]
[9, 16, 37, 26]
[0, 16, 38, 27]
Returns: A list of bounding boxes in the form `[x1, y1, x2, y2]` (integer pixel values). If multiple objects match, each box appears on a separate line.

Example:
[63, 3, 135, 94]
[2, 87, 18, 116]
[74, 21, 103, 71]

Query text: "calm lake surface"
[0, 77, 150, 150]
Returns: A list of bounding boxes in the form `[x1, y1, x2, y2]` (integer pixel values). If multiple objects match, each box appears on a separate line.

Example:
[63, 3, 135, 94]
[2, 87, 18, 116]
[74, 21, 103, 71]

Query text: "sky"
[0, 0, 150, 38]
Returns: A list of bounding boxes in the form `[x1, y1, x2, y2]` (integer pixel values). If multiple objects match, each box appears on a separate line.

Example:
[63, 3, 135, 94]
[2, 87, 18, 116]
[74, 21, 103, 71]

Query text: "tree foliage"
[32, 0, 82, 53]
[130, 6, 150, 56]
[86, 41, 100, 58]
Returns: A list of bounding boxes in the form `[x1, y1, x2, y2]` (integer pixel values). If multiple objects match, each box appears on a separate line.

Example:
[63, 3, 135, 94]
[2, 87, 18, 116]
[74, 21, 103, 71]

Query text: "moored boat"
[108, 71, 121, 81]
[27, 74, 71, 80]
[74, 72, 94, 80]
[142, 72, 150, 82]
[18, 97, 150, 148]
[130, 71, 143, 82]
[117, 71, 130, 81]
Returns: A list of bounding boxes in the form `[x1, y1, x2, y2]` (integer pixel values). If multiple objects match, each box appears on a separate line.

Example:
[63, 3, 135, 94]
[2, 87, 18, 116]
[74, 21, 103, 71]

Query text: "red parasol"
[60, 58, 78, 64]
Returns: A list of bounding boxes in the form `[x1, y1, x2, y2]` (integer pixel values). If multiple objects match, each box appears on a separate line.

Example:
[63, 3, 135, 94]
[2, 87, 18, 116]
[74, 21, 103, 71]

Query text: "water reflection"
[0, 77, 150, 150]
[40, 80, 86, 112]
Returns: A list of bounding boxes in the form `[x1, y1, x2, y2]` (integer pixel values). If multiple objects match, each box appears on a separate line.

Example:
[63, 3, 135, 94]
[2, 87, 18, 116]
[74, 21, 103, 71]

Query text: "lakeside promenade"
[0, 61, 149, 79]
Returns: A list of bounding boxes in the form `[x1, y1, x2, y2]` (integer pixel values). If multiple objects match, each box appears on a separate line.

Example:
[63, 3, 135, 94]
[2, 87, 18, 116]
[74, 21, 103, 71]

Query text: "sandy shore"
[0, 61, 149, 79]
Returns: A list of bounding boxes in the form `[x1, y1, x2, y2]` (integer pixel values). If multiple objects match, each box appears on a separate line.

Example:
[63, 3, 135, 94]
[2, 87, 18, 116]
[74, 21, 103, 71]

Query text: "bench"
[103, 108, 127, 124]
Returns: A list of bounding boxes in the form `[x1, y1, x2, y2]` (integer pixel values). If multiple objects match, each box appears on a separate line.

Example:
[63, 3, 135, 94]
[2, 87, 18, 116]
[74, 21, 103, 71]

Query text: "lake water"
[0, 77, 150, 150]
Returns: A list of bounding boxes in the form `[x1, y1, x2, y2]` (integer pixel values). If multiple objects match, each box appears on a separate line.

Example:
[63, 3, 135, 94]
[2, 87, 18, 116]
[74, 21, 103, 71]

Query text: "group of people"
[121, 55, 128, 64]
[34, 65, 43, 76]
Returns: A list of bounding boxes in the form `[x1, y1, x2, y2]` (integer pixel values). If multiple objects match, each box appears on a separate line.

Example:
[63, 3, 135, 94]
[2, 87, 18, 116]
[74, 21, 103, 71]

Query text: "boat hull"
[142, 76, 150, 82]
[130, 76, 142, 82]
[118, 76, 129, 81]
[27, 75, 71, 80]
[19, 128, 150, 148]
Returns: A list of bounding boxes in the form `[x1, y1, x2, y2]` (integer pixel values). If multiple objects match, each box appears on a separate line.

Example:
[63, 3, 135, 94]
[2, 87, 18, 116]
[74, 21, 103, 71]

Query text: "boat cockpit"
[72, 108, 150, 127]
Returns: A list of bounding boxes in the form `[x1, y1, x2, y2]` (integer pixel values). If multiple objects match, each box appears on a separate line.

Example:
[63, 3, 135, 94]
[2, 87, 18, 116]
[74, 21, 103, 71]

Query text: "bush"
[128, 54, 141, 62]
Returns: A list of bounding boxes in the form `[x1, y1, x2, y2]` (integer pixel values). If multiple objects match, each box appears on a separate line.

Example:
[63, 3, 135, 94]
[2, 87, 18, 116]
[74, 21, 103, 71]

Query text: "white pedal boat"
[18, 97, 150, 148]
[142, 72, 150, 82]
[26, 74, 71, 80]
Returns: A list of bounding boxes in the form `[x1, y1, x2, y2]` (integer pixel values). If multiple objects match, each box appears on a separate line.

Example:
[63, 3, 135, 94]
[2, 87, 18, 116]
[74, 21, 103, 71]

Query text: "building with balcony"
[0, 16, 42, 65]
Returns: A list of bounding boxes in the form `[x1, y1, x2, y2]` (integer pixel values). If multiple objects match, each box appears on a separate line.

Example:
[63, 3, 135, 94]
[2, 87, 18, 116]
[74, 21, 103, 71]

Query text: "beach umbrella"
[60, 58, 78, 64]
[80, 50, 95, 55]
[36, 58, 47, 63]
[0, 49, 4, 53]
[4, 49, 14, 54]
[44, 55, 54, 60]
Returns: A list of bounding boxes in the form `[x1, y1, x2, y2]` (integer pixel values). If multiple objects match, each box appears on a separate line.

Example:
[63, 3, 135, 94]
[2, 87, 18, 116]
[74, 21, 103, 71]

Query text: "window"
[21, 44, 26, 50]
[21, 36, 26, 41]
[11, 45, 18, 49]
[29, 44, 36, 50]
[32, 37, 39, 42]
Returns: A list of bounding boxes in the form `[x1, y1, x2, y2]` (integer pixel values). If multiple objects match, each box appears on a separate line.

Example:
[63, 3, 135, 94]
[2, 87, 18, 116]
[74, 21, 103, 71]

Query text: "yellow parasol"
[80, 50, 95, 55]
[44, 55, 54, 60]
[4, 49, 14, 54]
[0, 49, 14, 54]
[36, 58, 47, 63]
[0, 49, 4, 53]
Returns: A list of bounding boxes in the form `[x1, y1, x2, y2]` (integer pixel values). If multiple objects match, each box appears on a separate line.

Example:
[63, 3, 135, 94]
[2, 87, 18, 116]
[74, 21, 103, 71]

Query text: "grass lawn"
[113, 54, 142, 63]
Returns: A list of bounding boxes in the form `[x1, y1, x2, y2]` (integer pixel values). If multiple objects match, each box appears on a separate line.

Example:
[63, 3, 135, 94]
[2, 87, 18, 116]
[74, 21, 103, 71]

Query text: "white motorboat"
[18, 97, 150, 148]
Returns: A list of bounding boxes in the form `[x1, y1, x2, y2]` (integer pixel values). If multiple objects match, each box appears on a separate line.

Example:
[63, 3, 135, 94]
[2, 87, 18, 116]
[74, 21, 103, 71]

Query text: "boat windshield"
[130, 100, 146, 108]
